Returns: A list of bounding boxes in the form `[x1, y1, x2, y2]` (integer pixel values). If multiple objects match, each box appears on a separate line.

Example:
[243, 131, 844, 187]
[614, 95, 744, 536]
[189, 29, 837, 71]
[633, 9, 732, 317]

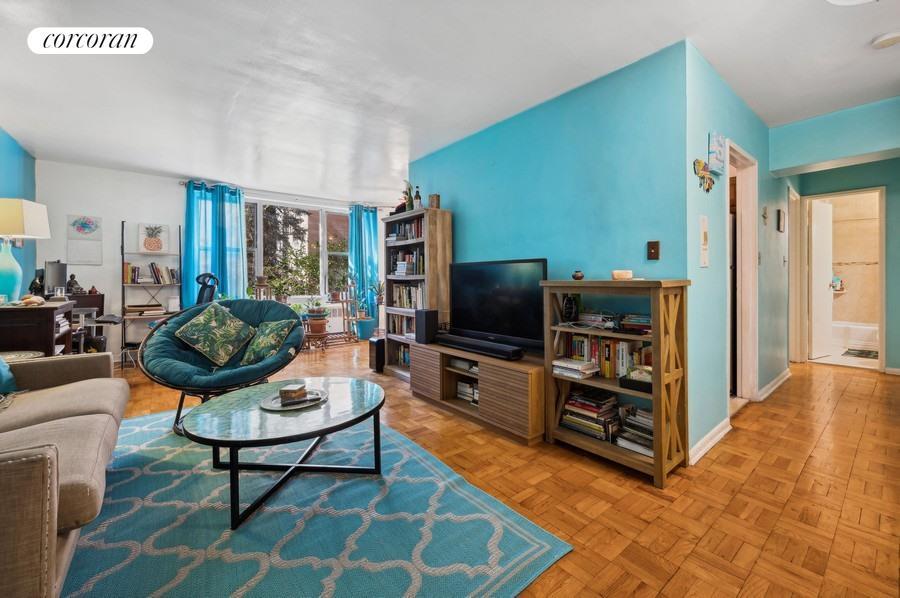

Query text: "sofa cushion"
[0, 414, 118, 531]
[175, 302, 256, 366]
[241, 319, 297, 365]
[0, 378, 129, 434]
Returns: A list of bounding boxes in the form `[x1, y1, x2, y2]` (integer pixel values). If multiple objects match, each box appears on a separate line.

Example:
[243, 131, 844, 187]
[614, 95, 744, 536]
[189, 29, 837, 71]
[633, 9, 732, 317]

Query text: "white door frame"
[725, 141, 759, 401]
[788, 186, 806, 362]
[790, 187, 886, 372]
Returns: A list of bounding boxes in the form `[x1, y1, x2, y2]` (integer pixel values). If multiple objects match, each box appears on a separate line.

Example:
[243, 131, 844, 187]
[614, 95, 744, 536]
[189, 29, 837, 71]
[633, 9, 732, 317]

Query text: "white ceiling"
[1, 0, 898, 204]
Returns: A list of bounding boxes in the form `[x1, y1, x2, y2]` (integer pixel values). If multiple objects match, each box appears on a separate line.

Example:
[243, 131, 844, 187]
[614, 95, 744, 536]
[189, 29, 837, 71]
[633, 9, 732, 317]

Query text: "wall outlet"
[647, 240, 660, 260]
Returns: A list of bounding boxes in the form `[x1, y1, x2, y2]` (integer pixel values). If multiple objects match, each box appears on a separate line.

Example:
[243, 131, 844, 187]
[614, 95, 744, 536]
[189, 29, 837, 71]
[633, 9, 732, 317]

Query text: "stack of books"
[615, 404, 654, 457]
[456, 380, 479, 405]
[55, 314, 70, 336]
[124, 303, 166, 316]
[449, 358, 478, 374]
[560, 389, 618, 440]
[620, 314, 652, 335]
[552, 357, 599, 380]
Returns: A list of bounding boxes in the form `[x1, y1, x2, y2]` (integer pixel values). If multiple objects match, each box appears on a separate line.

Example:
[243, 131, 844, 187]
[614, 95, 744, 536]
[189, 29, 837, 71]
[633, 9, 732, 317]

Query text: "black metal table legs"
[212, 409, 382, 530]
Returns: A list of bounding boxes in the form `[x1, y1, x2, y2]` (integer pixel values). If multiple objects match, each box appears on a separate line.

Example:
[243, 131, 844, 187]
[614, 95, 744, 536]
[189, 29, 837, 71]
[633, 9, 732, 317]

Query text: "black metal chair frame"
[137, 305, 301, 435]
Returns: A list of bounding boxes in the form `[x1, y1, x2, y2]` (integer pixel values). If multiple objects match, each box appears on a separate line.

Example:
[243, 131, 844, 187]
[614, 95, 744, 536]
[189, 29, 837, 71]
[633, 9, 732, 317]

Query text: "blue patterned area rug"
[64, 412, 569, 597]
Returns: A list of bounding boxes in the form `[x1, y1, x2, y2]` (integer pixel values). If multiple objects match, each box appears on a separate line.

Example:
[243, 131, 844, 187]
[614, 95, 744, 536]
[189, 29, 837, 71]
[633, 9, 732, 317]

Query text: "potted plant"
[370, 281, 385, 306]
[305, 299, 329, 334]
[355, 299, 376, 341]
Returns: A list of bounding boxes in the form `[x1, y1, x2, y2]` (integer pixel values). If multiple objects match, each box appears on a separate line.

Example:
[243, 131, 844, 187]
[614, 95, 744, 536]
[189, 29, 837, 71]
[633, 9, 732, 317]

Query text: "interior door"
[809, 201, 833, 359]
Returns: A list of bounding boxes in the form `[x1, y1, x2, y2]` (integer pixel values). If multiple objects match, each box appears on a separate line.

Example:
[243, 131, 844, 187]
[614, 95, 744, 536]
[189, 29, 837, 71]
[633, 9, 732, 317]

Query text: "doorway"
[798, 189, 885, 371]
[726, 142, 759, 416]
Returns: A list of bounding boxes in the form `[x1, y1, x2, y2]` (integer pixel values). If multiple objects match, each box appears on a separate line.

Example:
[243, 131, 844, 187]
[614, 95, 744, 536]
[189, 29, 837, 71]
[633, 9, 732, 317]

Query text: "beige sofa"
[0, 353, 129, 598]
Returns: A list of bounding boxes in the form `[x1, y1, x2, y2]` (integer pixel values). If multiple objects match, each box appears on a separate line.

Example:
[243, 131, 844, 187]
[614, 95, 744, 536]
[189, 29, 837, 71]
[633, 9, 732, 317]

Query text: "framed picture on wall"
[138, 223, 170, 254]
[66, 214, 103, 265]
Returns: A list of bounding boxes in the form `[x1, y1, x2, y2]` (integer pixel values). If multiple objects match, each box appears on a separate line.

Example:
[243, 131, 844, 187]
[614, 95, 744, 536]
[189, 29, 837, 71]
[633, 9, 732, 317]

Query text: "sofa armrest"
[9, 353, 114, 391]
[0, 445, 59, 598]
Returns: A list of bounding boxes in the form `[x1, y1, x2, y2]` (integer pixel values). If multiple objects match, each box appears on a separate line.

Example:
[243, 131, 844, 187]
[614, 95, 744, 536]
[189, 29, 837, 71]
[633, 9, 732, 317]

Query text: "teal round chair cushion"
[141, 299, 304, 391]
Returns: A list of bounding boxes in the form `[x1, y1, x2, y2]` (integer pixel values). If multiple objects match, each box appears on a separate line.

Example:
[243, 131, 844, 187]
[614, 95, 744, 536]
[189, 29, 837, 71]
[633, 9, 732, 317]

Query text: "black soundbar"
[434, 332, 524, 361]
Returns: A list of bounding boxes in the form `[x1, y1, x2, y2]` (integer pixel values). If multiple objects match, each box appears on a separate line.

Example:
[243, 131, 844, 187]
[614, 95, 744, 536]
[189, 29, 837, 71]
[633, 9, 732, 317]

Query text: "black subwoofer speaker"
[369, 336, 385, 373]
[415, 309, 438, 344]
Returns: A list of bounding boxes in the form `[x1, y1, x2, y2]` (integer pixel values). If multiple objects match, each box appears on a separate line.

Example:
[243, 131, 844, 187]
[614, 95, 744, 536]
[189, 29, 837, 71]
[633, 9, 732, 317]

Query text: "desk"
[0, 301, 75, 356]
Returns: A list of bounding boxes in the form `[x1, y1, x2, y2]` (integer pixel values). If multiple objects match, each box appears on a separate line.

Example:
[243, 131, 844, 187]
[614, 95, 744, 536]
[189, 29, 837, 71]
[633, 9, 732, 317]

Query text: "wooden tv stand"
[409, 342, 544, 445]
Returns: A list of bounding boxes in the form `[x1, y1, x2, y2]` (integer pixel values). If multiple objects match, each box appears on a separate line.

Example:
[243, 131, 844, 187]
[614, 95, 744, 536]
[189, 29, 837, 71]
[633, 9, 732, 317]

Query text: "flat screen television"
[449, 258, 547, 351]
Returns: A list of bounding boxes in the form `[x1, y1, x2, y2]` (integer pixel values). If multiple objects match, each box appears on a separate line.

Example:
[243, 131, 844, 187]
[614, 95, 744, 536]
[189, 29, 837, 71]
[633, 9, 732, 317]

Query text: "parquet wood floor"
[121, 344, 899, 597]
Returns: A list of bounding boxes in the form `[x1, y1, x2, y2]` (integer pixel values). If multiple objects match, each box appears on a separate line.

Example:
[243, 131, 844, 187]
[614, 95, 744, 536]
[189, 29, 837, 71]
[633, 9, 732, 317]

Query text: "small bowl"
[572, 270, 585, 280]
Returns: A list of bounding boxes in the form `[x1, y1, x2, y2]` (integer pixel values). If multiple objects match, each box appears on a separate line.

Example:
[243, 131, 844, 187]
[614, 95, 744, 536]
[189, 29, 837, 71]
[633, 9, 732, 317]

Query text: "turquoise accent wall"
[411, 42, 688, 281]
[799, 158, 900, 369]
[685, 44, 796, 441]
[770, 96, 900, 176]
[0, 128, 37, 281]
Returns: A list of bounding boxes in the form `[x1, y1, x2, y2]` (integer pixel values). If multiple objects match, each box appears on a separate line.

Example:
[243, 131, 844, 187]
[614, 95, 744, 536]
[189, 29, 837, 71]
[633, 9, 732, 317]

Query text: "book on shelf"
[614, 404, 654, 457]
[614, 437, 653, 457]
[396, 344, 410, 367]
[553, 365, 599, 380]
[390, 247, 424, 276]
[562, 332, 650, 380]
[388, 218, 423, 241]
[123, 262, 180, 285]
[620, 313, 652, 335]
[552, 357, 598, 372]
[124, 303, 164, 316]
[560, 388, 618, 440]
[449, 358, 478, 374]
[456, 380, 479, 405]
[390, 282, 424, 309]
[387, 313, 416, 336]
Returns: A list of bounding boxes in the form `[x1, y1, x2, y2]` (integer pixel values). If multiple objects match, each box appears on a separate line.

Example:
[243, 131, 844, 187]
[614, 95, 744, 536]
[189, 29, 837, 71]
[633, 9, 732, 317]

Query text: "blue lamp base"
[0, 239, 23, 301]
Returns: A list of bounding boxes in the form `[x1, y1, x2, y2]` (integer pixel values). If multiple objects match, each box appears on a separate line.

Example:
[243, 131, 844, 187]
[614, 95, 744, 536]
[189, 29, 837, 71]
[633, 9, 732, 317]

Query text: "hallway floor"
[120, 344, 899, 597]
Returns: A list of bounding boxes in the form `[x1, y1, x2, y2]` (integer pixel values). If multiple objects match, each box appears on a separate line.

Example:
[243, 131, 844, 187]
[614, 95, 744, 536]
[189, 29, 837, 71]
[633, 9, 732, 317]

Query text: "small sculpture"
[88, 285, 99, 294]
[66, 274, 84, 295]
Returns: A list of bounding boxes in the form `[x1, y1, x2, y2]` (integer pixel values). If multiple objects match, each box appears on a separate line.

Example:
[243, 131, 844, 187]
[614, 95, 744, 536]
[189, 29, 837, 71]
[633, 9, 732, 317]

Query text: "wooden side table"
[0, 301, 75, 357]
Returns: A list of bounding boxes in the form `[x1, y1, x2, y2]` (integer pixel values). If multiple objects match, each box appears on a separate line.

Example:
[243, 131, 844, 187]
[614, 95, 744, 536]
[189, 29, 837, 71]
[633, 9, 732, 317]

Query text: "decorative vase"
[0, 240, 23, 301]
[572, 270, 584, 280]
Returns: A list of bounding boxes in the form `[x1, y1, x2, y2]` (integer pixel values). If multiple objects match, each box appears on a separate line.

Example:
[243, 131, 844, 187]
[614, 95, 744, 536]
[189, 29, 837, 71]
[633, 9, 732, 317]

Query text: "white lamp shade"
[0, 198, 51, 239]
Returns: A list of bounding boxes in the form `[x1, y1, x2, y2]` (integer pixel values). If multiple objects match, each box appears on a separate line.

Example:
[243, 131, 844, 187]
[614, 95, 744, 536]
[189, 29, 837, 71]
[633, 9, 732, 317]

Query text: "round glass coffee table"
[181, 377, 385, 529]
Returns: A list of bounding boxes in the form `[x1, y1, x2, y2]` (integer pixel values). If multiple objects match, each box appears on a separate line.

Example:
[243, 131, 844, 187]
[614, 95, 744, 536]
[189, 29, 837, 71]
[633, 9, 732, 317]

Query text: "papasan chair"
[139, 299, 304, 434]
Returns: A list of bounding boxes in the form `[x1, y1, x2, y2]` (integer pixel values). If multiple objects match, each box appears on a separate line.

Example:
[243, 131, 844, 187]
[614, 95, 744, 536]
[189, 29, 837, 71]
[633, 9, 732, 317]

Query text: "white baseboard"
[753, 368, 791, 402]
[689, 417, 731, 465]
[885, 368, 900, 376]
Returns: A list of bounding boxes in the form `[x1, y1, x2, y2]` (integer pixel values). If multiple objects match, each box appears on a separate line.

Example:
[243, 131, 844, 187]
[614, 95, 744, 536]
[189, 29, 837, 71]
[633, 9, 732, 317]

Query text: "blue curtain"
[182, 181, 247, 307]
[348, 205, 379, 323]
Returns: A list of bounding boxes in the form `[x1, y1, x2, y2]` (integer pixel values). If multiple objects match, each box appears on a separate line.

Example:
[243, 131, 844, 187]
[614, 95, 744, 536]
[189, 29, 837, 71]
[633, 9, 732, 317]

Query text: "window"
[326, 211, 349, 293]
[244, 202, 257, 282]
[244, 201, 349, 298]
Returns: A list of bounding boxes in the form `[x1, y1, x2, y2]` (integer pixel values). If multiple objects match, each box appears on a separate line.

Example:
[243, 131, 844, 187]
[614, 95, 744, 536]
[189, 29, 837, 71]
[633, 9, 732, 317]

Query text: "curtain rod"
[180, 179, 390, 210]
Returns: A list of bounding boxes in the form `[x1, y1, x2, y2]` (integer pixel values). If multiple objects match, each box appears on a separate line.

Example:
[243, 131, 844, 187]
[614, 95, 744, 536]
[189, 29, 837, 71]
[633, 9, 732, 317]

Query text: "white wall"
[36, 160, 184, 358]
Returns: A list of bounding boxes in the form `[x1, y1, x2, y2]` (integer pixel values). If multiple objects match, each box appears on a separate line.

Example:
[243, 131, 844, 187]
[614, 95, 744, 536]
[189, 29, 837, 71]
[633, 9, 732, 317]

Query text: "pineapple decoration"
[141, 224, 165, 253]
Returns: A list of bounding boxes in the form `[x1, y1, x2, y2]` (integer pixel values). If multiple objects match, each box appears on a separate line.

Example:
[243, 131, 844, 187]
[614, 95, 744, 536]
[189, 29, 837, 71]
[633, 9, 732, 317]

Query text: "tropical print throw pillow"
[241, 319, 297, 365]
[175, 303, 256, 366]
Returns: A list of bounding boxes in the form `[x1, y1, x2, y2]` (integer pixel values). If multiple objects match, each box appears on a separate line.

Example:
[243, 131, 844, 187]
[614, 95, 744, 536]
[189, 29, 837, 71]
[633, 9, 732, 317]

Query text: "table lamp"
[0, 199, 51, 301]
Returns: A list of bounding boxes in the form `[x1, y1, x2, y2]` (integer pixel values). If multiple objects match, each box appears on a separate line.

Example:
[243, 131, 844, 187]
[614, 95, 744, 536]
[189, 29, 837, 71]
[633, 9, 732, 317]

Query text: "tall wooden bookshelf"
[541, 279, 690, 488]
[382, 207, 452, 382]
[120, 221, 182, 366]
